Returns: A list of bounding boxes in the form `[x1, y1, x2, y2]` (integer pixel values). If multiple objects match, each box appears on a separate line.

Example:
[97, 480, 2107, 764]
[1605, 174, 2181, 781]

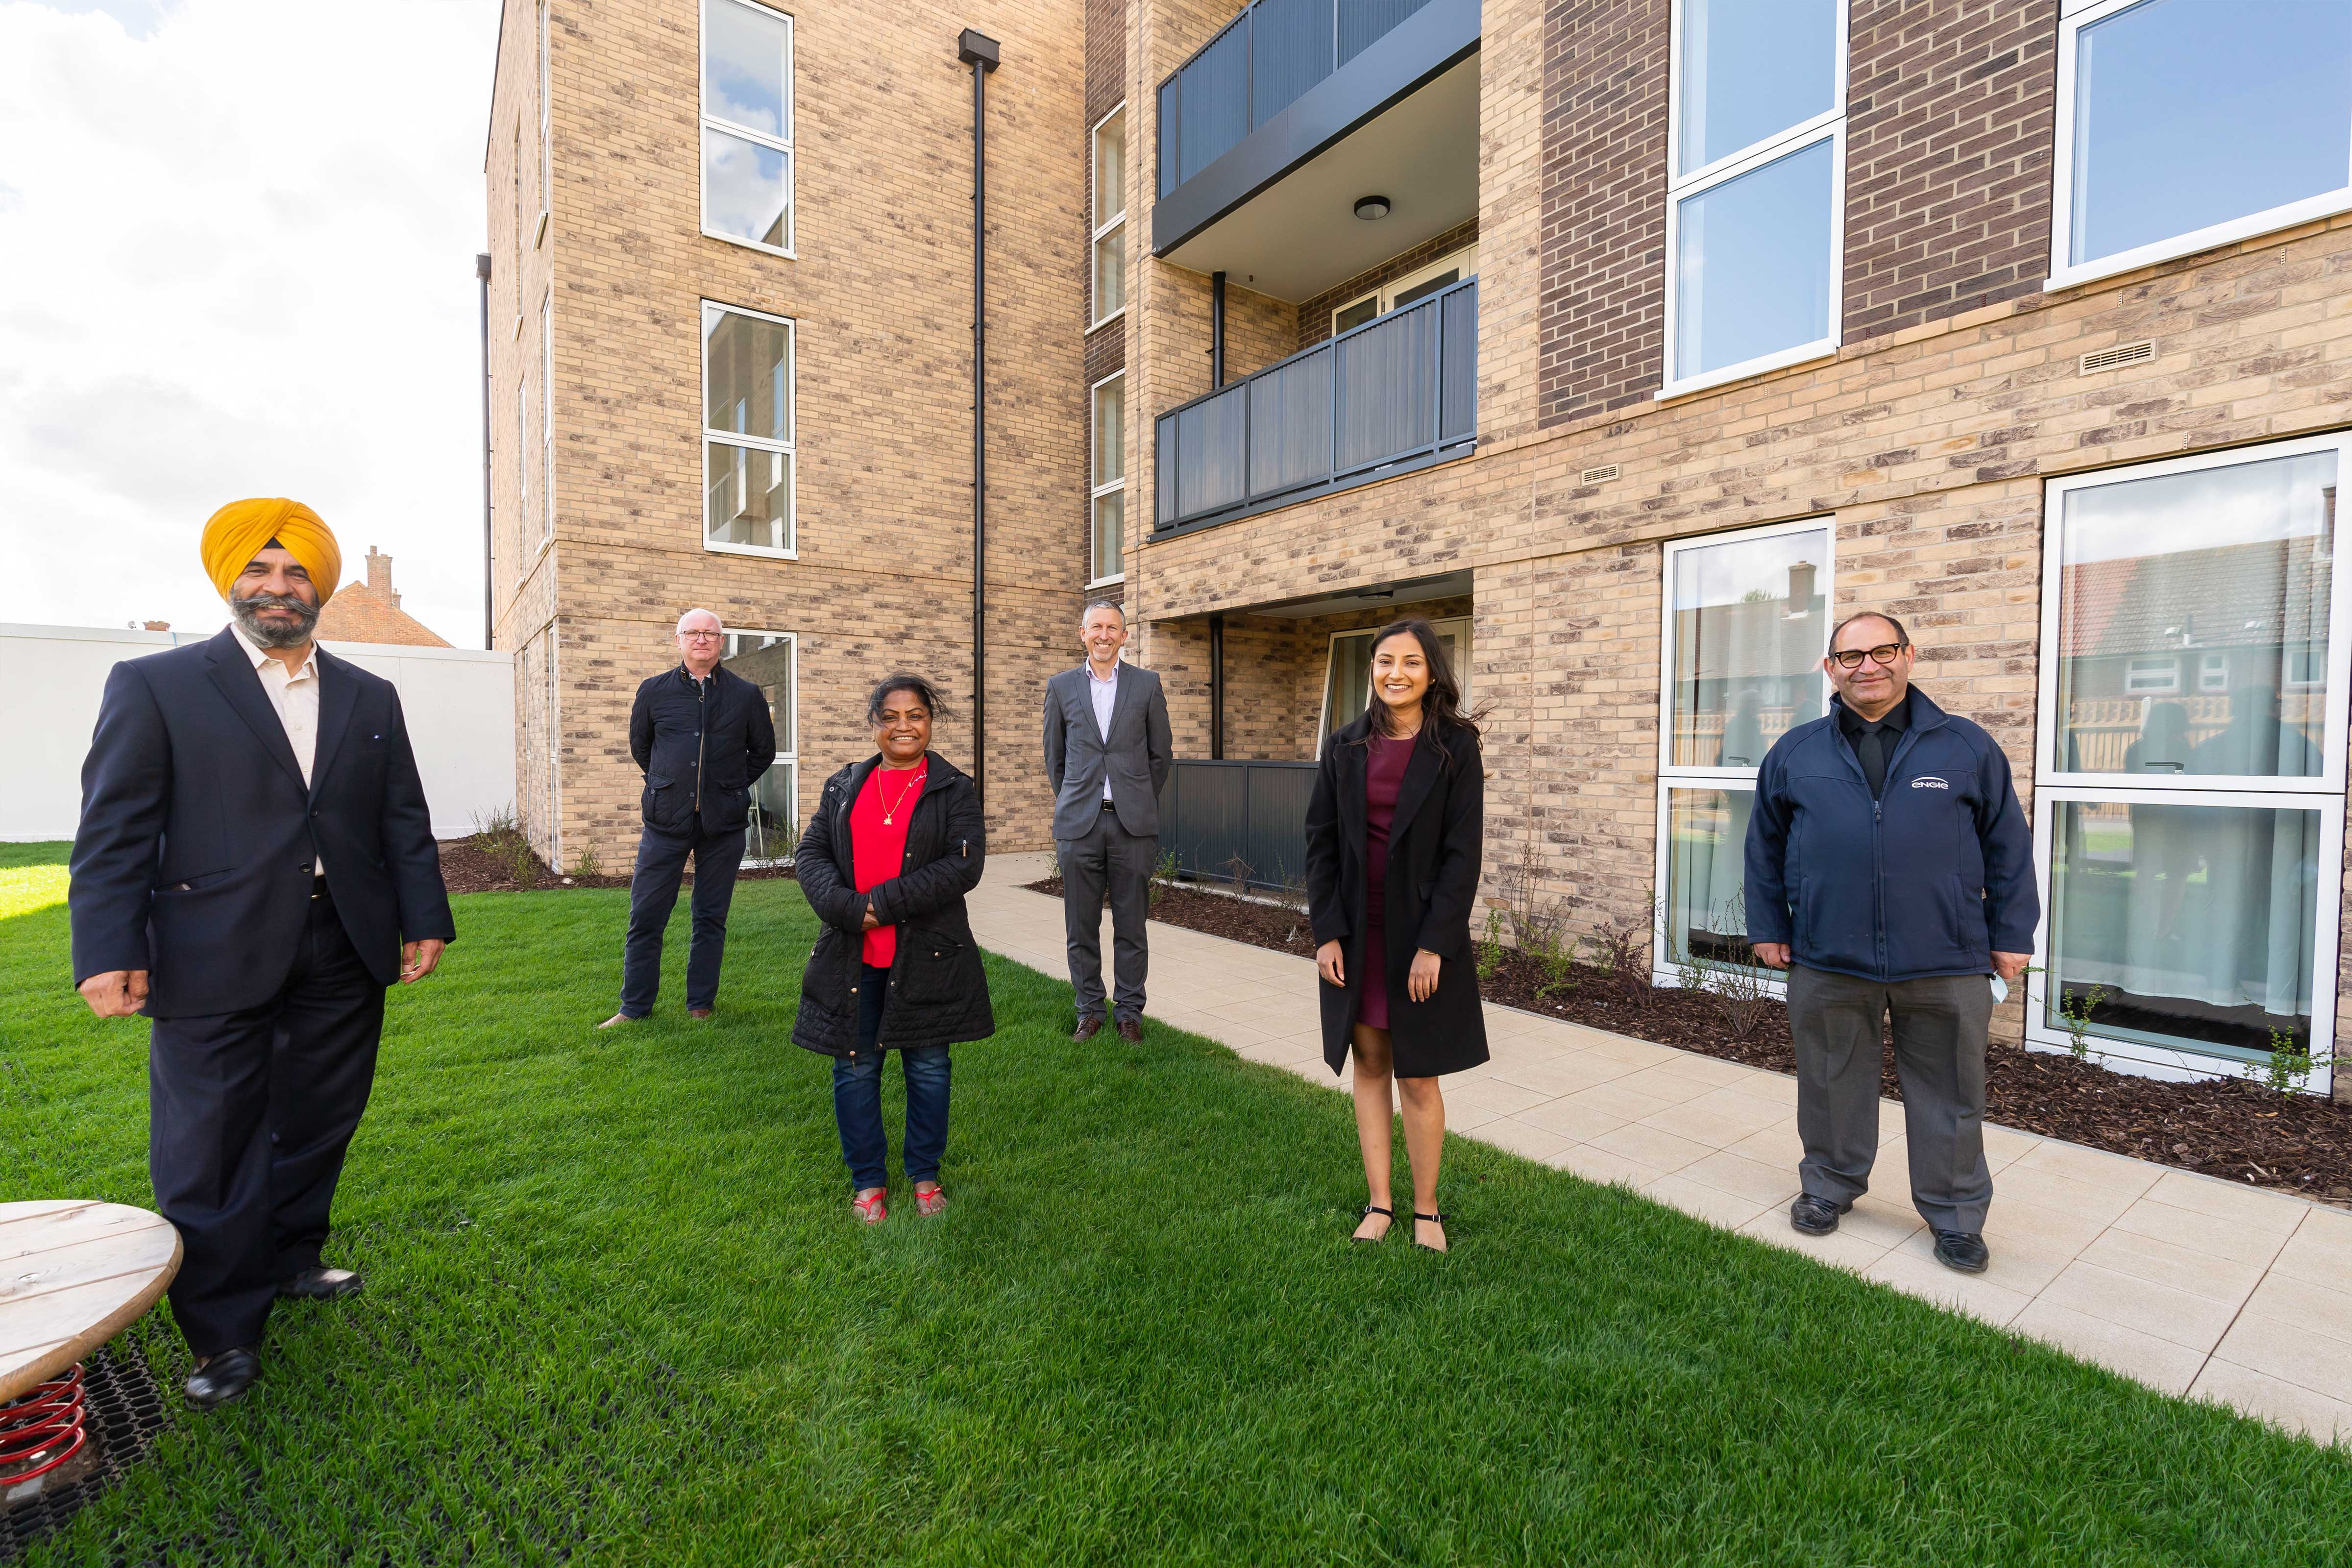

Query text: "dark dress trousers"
[1041, 663, 1173, 1023]
[616, 663, 778, 1016]
[69, 627, 454, 1356]
[1304, 716, 1489, 1078]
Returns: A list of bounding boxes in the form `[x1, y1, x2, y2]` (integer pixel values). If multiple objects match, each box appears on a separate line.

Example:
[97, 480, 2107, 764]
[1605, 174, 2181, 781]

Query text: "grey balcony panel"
[1440, 285, 1476, 443]
[1157, 760, 1318, 892]
[1250, 347, 1334, 497]
[1339, 0, 1432, 67]
[1179, 23, 1252, 185]
[1154, 277, 1474, 536]
[1336, 298, 1436, 473]
[1176, 385, 1250, 519]
[1158, 77, 1180, 197]
[1251, 0, 1336, 128]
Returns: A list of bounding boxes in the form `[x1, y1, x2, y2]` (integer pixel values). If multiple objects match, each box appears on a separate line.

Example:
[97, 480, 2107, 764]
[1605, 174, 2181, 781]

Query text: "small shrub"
[1220, 854, 1255, 898]
[506, 836, 541, 889]
[2054, 982, 2110, 1060]
[1149, 849, 1181, 910]
[1475, 907, 1506, 982]
[1582, 912, 1652, 1005]
[569, 845, 604, 880]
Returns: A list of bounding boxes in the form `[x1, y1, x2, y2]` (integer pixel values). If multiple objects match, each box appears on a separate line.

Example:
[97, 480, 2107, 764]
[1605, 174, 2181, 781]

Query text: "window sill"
[1654, 341, 1838, 403]
[2044, 189, 2352, 294]
[702, 226, 798, 262]
[1088, 306, 1126, 333]
[1086, 573, 1127, 590]
[704, 539, 799, 562]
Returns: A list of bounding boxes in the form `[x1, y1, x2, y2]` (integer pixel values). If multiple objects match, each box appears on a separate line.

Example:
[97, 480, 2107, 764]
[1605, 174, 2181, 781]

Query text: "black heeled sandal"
[1352, 1203, 1395, 1243]
[1412, 1210, 1448, 1253]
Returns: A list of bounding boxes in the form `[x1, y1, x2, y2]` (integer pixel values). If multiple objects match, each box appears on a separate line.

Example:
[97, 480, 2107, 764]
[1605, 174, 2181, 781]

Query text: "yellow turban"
[200, 498, 342, 606]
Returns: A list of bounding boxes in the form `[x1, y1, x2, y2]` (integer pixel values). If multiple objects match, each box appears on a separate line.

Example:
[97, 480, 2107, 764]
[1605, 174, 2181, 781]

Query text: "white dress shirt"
[229, 620, 322, 870]
[1087, 658, 1119, 801]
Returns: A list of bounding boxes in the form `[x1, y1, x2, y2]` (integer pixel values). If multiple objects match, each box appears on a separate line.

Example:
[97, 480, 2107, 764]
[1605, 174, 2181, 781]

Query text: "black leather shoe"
[184, 1347, 259, 1409]
[1116, 1017, 1144, 1043]
[1933, 1230, 1990, 1274]
[279, 1266, 364, 1300]
[1789, 1194, 1848, 1235]
[1072, 1016, 1104, 1042]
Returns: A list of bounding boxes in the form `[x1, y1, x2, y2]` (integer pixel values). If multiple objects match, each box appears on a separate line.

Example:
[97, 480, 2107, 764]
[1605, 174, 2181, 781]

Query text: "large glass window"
[701, 0, 794, 256]
[1092, 106, 1126, 326]
[1664, 0, 1846, 394]
[720, 630, 798, 864]
[702, 301, 796, 556]
[1319, 617, 1471, 747]
[2034, 435, 2350, 1088]
[1655, 519, 1832, 979]
[2054, 0, 2352, 287]
[1091, 372, 1125, 583]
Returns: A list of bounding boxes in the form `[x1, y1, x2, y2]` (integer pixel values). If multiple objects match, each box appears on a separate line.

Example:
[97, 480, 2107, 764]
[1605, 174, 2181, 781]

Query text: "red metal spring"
[0, 1364, 87, 1486]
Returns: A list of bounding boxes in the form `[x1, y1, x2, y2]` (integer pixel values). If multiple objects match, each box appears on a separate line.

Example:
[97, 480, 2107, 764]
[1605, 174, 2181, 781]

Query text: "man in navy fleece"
[1745, 611, 2037, 1275]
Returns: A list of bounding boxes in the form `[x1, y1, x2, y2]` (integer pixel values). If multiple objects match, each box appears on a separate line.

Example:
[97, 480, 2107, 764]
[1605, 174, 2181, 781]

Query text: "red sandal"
[914, 1184, 947, 1217]
[852, 1189, 887, 1225]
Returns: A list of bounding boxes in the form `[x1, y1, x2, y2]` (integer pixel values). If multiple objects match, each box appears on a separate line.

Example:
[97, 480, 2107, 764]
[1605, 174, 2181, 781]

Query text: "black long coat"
[792, 751, 994, 1056]
[1303, 716, 1489, 1077]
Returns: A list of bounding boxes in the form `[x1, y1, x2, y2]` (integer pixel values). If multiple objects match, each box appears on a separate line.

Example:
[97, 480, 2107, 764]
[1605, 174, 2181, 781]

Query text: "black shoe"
[1352, 1203, 1394, 1243]
[184, 1347, 259, 1409]
[1072, 1016, 1104, 1042]
[1116, 1016, 1144, 1043]
[1789, 1194, 1848, 1235]
[279, 1266, 364, 1300]
[1933, 1230, 1990, 1274]
[1412, 1210, 1449, 1253]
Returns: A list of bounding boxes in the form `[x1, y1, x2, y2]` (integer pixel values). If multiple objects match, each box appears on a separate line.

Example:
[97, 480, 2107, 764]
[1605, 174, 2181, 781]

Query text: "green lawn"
[2, 841, 2346, 1565]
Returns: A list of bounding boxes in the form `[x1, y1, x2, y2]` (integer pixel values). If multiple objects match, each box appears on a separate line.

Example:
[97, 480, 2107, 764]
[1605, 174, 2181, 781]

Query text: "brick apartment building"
[491, 0, 2352, 1099]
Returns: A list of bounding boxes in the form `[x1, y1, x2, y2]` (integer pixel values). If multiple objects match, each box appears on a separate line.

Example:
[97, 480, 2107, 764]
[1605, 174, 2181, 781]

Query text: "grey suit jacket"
[1042, 662, 1174, 842]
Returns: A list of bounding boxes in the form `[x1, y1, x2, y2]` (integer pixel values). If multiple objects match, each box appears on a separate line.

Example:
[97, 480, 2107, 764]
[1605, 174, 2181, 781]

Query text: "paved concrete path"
[975, 851, 2351, 1445]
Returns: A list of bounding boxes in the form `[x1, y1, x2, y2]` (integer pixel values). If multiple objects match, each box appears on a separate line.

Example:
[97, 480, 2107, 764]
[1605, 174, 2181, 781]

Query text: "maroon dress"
[1358, 732, 1414, 1029]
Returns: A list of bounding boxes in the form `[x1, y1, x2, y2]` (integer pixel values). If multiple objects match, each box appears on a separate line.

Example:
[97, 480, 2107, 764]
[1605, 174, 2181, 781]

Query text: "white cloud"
[0, 0, 500, 645]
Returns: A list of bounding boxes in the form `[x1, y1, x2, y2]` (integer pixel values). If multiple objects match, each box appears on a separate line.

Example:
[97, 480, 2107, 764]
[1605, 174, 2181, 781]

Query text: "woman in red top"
[793, 675, 993, 1223]
[1304, 619, 1488, 1252]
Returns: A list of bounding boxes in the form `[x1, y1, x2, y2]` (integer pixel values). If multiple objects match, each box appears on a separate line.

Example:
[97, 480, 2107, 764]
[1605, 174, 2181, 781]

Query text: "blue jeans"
[833, 963, 952, 1190]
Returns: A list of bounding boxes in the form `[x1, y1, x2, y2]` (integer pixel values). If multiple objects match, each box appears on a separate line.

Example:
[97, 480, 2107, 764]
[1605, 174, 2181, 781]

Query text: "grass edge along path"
[2, 859, 2346, 1565]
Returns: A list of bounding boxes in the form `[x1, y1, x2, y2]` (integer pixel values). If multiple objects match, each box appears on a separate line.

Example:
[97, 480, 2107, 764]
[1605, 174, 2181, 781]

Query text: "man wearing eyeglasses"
[600, 608, 777, 1027]
[1744, 611, 2037, 1275]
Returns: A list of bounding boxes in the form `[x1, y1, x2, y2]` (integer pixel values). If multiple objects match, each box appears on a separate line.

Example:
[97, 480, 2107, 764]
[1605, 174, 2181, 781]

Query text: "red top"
[1364, 732, 1414, 924]
[850, 760, 927, 966]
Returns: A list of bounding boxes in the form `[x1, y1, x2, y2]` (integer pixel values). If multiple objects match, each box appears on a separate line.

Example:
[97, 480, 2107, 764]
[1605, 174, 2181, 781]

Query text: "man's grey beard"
[230, 590, 319, 649]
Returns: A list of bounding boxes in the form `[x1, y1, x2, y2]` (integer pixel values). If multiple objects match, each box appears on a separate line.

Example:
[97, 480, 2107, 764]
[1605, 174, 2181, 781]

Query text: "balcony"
[1154, 276, 1475, 534]
[1153, 0, 1480, 303]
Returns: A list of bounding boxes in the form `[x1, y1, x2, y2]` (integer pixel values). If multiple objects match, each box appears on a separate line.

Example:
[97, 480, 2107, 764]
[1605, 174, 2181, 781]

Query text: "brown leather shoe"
[279, 1266, 364, 1300]
[1116, 1016, 1144, 1043]
[687, 1007, 713, 1020]
[1072, 1016, 1104, 1041]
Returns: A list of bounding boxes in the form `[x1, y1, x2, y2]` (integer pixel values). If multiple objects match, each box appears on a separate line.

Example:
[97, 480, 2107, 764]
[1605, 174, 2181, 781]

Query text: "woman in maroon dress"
[1304, 619, 1489, 1252]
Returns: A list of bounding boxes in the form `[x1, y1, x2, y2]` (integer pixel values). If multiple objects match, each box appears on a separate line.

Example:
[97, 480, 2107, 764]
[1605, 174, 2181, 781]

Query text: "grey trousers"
[1786, 965, 1995, 1232]
[1058, 807, 1154, 1021]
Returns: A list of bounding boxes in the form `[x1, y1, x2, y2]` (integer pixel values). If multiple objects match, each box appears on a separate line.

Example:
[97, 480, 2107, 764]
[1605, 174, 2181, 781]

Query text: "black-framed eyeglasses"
[1829, 642, 1909, 670]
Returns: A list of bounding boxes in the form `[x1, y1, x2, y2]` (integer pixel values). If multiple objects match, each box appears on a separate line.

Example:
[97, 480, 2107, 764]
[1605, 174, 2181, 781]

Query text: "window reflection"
[1667, 527, 1827, 768]
[1677, 0, 1838, 172]
[720, 631, 797, 865]
[1664, 787, 1754, 969]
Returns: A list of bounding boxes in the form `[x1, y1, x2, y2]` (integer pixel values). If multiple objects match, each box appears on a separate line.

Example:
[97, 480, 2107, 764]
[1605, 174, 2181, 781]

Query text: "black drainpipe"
[1210, 270, 1227, 388]
[1209, 612, 1225, 760]
[476, 252, 494, 650]
[959, 28, 999, 805]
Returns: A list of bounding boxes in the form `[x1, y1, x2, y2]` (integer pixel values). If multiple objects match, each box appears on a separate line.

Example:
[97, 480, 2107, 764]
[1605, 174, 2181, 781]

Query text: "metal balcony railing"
[1154, 276, 1475, 533]
[1157, 759, 1319, 892]
[1157, 0, 1435, 197]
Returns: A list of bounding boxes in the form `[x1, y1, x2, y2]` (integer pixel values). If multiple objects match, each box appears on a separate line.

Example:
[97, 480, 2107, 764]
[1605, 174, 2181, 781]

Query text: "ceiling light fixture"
[1353, 195, 1391, 221]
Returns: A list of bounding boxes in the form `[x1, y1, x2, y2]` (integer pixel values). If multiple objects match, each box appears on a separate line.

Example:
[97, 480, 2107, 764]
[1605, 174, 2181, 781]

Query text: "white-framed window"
[719, 629, 799, 864]
[1329, 244, 1480, 337]
[2031, 433, 2351, 1090]
[1652, 517, 1833, 983]
[537, 0, 551, 245]
[701, 0, 794, 258]
[1091, 104, 1126, 328]
[1316, 617, 1472, 752]
[2049, 0, 2352, 292]
[701, 300, 796, 558]
[1661, 0, 1848, 398]
[1090, 370, 1125, 585]
[540, 289, 555, 544]
[2124, 656, 2180, 694]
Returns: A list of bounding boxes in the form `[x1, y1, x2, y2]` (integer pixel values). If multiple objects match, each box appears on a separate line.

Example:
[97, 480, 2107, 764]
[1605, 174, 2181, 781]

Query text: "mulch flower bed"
[440, 833, 795, 896]
[1028, 876, 2352, 1205]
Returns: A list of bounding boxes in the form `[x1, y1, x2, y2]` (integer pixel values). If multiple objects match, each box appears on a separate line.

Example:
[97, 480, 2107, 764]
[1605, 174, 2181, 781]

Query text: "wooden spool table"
[0, 1201, 181, 1492]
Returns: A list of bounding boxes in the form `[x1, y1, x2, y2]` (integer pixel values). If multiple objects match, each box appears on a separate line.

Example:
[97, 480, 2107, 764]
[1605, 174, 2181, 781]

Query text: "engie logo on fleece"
[1911, 776, 1949, 789]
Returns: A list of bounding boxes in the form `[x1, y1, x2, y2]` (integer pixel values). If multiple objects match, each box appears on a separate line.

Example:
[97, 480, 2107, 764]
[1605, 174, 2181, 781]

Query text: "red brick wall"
[1536, 0, 1670, 427]
[1841, 0, 2058, 343]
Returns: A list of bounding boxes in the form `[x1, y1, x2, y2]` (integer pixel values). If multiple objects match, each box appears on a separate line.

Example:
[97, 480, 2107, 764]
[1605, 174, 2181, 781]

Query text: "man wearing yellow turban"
[69, 499, 456, 1410]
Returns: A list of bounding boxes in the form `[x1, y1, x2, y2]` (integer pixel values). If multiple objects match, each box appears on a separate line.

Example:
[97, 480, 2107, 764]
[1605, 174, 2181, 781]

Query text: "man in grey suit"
[1043, 600, 1174, 1042]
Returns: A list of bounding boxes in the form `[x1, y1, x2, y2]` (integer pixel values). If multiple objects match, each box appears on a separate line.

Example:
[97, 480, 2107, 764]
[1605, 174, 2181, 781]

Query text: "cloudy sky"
[0, 0, 500, 646]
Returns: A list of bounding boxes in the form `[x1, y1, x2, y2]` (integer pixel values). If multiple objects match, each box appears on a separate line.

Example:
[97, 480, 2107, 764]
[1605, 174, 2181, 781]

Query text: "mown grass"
[2, 840, 2346, 1565]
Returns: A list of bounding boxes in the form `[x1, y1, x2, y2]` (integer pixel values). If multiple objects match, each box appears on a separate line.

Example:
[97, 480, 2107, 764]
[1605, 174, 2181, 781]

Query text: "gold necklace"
[880, 762, 926, 825]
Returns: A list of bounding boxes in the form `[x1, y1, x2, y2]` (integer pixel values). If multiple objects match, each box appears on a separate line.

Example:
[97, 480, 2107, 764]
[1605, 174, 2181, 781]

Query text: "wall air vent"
[2080, 340, 2155, 375]
[1579, 463, 1621, 485]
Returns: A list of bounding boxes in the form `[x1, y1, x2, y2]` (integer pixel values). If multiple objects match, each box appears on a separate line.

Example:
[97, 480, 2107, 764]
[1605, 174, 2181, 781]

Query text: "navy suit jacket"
[69, 627, 457, 1018]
